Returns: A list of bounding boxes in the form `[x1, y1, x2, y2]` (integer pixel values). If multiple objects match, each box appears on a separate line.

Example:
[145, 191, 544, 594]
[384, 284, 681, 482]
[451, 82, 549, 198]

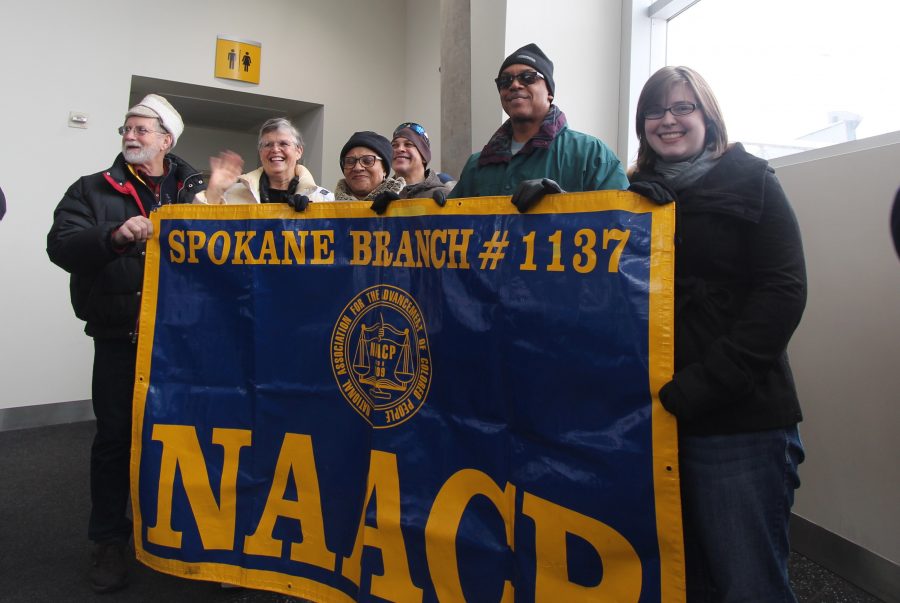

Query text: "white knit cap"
[125, 94, 184, 147]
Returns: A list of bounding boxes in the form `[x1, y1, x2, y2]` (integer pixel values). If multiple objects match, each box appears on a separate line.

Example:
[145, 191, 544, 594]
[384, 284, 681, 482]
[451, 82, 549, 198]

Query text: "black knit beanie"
[340, 131, 392, 174]
[498, 43, 555, 96]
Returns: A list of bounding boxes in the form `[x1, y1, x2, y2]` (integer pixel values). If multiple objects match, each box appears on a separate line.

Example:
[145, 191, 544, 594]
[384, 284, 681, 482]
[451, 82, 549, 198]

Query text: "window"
[650, 0, 900, 160]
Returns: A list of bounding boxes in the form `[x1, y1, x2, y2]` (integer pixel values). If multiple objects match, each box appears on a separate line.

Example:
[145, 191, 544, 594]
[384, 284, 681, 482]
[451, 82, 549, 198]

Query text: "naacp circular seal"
[331, 285, 431, 428]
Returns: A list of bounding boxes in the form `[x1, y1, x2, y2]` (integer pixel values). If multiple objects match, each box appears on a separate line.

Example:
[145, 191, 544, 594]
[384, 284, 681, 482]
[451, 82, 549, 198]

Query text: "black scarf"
[259, 172, 300, 204]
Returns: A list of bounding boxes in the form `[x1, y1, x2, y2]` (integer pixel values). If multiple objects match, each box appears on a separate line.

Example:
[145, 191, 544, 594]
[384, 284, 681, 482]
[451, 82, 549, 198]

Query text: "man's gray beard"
[123, 144, 158, 165]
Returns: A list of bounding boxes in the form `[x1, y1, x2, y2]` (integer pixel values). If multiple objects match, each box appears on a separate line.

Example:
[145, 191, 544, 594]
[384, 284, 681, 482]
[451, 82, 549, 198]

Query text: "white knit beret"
[125, 94, 184, 147]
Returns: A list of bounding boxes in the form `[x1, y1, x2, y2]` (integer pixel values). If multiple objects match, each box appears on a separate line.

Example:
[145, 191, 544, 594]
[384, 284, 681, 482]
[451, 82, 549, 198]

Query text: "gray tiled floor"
[0, 421, 887, 603]
[789, 551, 884, 602]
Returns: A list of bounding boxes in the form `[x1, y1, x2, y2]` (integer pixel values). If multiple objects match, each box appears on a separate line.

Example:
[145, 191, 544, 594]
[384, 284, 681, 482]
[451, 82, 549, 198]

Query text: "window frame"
[620, 0, 900, 170]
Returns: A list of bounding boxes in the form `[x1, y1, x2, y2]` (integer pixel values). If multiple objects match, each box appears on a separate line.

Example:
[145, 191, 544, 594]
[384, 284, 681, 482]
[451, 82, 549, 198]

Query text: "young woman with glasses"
[630, 66, 807, 602]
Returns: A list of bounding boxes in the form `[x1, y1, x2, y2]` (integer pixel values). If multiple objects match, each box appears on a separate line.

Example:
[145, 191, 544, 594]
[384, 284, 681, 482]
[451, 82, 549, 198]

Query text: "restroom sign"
[215, 36, 261, 84]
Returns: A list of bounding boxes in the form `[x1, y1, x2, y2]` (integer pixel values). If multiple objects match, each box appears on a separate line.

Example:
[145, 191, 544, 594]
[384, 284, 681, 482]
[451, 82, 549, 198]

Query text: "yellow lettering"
[258, 231, 279, 264]
[351, 231, 372, 266]
[394, 230, 418, 267]
[187, 230, 207, 264]
[445, 229, 473, 269]
[522, 492, 642, 602]
[349, 298, 365, 316]
[369, 342, 397, 360]
[311, 230, 334, 264]
[602, 228, 631, 273]
[430, 230, 446, 269]
[208, 231, 231, 265]
[342, 451, 422, 602]
[281, 230, 307, 265]
[412, 358, 430, 400]
[425, 469, 515, 603]
[333, 315, 352, 376]
[233, 231, 258, 264]
[415, 230, 432, 268]
[341, 381, 371, 416]
[147, 425, 251, 550]
[243, 434, 335, 570]
[168, 230, 185, 263]
[373, 231, 393, 267]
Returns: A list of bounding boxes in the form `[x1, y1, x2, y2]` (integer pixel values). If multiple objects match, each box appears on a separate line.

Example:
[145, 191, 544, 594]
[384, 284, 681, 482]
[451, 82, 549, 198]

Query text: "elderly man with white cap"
[47, 94, 204, 593]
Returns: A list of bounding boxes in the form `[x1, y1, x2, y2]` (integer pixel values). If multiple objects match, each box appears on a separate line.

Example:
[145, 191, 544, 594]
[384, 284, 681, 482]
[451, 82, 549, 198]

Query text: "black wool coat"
[47, 153, 204, 339]
[632, 144, 807, 435]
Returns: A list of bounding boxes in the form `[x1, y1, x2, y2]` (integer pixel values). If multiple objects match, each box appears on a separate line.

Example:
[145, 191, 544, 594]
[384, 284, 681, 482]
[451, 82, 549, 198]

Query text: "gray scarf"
[334, 175, 405, 201]
[654, 149, 719, 193]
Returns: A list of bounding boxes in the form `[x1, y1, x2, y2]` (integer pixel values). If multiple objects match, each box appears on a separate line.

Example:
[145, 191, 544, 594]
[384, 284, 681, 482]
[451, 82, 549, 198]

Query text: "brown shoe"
[89, 541, 130, 593]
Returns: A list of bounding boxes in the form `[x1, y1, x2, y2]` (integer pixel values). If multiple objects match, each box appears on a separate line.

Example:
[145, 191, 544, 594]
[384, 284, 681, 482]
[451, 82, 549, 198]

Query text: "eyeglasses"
[118, 125, 166, 136]
[393, 122, 429, 142]
[260, 140, 297, 151]
[342, 155, 381, 169]
[642, 102, 699, 120]
[494, 70, 544, 90]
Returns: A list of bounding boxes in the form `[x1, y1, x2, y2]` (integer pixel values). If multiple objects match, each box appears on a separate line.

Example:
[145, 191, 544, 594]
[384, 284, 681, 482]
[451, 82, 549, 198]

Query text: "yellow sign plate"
[215, 37, 261, 84]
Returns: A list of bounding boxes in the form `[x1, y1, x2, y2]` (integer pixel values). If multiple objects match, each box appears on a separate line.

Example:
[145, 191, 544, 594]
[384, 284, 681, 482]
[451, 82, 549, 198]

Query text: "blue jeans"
[679, 426, 804, 603]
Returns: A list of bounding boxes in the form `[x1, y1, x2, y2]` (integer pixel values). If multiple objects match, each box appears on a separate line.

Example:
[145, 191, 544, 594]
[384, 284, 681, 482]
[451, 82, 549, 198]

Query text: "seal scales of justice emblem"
[331, 285, 431, 428]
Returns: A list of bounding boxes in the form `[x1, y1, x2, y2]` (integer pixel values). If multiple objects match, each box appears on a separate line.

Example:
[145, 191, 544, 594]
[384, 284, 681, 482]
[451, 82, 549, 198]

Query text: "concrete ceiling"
[129, 75, 320, 134]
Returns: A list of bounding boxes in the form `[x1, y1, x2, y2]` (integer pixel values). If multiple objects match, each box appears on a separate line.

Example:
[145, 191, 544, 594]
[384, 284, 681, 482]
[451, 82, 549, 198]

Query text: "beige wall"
[468, 0, 623, 154]
[776, 139, 900, 563]
[2, 0, 897, 573]
[470, 0, 508, 154]
[177, 126, 259, 173]
[404, 0, 444, 171]
[0, 0, 424, 409]
[504, 0, 622, 150]
[0, 0, 624, 411]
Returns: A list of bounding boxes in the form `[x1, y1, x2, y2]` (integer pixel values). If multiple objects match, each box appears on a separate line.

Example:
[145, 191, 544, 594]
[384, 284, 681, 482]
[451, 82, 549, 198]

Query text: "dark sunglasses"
[494, 70, 544, 90]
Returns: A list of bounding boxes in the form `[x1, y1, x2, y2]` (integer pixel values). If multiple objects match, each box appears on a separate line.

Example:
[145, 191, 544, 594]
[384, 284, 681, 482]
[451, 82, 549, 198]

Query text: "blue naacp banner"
[130, 191, 683, 602]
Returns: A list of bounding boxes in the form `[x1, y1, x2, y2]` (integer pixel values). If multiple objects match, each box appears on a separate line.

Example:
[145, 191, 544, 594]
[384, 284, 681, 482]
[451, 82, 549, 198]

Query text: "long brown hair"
[634, 66, 728, 173]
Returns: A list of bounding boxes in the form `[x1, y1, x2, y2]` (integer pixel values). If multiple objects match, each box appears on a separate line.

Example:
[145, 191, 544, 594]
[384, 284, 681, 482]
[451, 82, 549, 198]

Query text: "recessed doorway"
[129, 75, 325, 184]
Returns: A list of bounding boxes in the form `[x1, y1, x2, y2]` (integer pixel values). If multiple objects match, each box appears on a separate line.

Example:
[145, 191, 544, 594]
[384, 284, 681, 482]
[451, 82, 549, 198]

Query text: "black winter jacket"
[632, 144, 807, 435]
[47, 153, 204, 339]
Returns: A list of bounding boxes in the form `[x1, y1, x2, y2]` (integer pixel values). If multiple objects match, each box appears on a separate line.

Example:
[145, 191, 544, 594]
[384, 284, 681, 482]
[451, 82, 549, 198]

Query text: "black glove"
[370, 191, 401, 215]
[658, 380, 685, 418]
[628, 180, 676, 205]
[286, 194, 310, 212]
[432, 189, 447, 208]
[511, 178, 564, 213]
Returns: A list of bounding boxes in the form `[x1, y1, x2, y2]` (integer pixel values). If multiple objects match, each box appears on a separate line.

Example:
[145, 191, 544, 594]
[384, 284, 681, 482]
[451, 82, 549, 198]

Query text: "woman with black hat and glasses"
[334, 131, 405, 210]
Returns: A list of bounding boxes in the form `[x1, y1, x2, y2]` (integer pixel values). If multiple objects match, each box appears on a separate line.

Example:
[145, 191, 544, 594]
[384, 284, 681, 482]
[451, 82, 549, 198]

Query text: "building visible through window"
[661, 0, 900, 159]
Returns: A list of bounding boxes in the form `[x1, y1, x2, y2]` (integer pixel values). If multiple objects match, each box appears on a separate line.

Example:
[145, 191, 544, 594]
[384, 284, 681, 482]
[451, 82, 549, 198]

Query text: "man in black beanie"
[449, 42, 628, 210]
